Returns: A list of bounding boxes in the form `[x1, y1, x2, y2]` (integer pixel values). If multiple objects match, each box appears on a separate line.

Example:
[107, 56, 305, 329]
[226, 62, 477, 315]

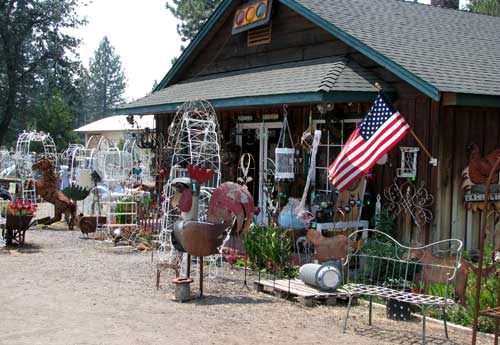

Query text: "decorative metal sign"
[464, 193, 500, 202]
[384, 178, 433, 227]
[232, 0, 273, 34]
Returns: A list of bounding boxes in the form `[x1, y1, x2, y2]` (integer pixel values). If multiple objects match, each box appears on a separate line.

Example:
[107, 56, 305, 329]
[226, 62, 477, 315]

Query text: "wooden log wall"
[370, 90, 439, 244]
[436, 106, 500, 249]
[156, 100, 500, 248]
[179, 2, 356, 81]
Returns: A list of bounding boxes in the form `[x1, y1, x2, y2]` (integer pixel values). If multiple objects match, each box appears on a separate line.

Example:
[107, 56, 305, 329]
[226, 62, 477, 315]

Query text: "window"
[313, 118, 360, 194]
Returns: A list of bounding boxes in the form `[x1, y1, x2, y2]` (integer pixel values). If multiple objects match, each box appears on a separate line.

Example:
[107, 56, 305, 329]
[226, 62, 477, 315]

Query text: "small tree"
[89, 36, 127, 118]
[468, 0, 500, 16]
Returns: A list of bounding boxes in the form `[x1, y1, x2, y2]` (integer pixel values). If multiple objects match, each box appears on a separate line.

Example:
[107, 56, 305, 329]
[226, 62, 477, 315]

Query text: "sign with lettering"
[464, 193, 500, 202]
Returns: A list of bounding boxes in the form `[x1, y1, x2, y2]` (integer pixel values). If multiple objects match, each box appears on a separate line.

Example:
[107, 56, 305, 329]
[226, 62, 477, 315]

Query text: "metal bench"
[340, 229, 462, 345]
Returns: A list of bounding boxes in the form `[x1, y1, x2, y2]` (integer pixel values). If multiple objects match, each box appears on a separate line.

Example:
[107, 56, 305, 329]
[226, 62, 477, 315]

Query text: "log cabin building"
[118, 0, 500, 249]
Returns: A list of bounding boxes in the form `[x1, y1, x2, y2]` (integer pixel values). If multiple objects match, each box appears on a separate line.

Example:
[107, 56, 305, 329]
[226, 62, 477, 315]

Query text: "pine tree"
[468, 0, 500, 16]
[166, 0, 223, 46]
[0, 0, 84, 145]
[30, 91, 80, 149]
[89, 36, 127, 119]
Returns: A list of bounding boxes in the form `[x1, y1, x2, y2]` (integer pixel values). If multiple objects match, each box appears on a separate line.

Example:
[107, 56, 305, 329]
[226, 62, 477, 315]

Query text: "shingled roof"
[282, 0, 500, 98]
[120, 0, 500, 113]
[118, 57, 388, 113]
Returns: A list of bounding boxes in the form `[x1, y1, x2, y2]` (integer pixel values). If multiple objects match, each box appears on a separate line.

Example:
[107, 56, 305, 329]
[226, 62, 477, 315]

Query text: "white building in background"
[74, 115, 155, 145]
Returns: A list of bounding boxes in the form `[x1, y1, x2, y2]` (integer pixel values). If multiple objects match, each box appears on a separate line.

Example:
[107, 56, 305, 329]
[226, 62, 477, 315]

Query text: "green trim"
[322, 91, 380, 103]
[155, 0, 234, 91]
[115, 91, 383, 115]
[278, 0, 441, 102]
[455, 93, 500, 108]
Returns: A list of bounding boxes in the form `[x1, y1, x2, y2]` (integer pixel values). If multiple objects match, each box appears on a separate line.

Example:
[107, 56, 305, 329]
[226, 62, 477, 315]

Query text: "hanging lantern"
[275, 105, 295, 180]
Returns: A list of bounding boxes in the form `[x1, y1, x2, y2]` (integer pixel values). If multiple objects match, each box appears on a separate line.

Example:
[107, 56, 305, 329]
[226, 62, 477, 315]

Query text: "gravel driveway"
[0, 227, 492, 345]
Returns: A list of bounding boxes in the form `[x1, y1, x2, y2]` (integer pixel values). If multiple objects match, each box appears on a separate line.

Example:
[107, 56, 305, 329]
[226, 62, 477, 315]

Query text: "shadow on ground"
[192, 294, 275, 306]
[355, 325, 462, 345]
[4, 242, 43, 254]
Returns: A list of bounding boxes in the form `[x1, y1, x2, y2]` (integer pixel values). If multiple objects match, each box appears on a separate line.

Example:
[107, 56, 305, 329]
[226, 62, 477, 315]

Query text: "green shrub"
[351, 235, 419, 286]
[427, 243, 498, 333]
[372, 209, 396, 238]
[242, 224, 298, 277]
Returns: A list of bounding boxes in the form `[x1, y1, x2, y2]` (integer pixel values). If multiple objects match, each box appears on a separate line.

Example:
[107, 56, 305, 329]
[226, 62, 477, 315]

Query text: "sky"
[75, 0, 469, 102]
[75, 0, 183, 102]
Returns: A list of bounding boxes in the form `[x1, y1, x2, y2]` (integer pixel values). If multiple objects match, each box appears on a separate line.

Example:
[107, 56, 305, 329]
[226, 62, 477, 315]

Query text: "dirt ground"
[0, 227, 493, 345]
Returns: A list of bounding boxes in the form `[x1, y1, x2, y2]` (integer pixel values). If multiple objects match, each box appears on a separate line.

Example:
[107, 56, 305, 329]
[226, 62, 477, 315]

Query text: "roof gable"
[155, 0, 500, 102]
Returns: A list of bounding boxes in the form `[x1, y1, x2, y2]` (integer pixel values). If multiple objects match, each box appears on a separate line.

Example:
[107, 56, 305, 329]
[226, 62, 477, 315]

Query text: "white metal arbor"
[159, 100, 222, 263]
[122, 134, 154, 188]
[85, 135, 124, 188]
[15, 131, 58, 201]
[63, 143, 88, 186]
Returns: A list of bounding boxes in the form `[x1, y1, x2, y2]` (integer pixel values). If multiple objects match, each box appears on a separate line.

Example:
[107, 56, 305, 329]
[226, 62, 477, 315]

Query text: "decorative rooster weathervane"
[171, 164, 256, 297]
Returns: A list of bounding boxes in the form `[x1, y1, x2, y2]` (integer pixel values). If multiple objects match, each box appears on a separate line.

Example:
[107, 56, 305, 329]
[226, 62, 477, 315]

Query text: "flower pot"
[6, 215, 34, 231]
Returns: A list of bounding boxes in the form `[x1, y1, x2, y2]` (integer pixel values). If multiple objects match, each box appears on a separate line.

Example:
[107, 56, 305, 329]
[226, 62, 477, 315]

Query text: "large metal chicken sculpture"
[462, 144, 500, 192]
[171, 165, 256, 257]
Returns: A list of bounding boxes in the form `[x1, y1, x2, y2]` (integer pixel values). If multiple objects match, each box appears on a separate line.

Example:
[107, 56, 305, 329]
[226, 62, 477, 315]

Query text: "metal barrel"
[299, 261, 342, 291]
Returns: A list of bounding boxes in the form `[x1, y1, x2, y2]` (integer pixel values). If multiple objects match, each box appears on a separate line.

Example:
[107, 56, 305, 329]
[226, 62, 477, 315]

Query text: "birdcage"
[15, 131, 58, 201]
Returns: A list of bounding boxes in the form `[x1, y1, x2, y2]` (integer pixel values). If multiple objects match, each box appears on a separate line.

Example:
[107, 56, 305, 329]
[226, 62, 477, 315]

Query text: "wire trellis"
[159, 100, 222, 268]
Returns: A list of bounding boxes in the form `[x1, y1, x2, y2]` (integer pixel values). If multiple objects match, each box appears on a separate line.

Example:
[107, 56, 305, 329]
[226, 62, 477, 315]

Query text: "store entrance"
[236, 122, 281, 224]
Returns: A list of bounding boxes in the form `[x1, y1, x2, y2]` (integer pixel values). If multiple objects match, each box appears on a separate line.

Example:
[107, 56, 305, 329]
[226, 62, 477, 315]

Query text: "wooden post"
[472, 156, 500, 344]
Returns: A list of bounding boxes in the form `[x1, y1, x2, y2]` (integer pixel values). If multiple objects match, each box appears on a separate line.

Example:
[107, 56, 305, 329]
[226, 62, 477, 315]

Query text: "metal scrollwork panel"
[384, 178, 433, 227]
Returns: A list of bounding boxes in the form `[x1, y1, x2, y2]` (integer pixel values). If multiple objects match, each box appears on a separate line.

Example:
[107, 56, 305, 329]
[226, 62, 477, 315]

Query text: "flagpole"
[374, 83, 438, 167]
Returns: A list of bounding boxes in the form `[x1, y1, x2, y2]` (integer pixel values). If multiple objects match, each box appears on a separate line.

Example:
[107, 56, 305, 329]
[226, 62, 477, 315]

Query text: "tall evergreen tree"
[0, 0, 84, 145]
[166, 0, 222, 46]
[88, 36, 126, 119]
[468, 0, 500, 16]
[30, 91, 79, 149]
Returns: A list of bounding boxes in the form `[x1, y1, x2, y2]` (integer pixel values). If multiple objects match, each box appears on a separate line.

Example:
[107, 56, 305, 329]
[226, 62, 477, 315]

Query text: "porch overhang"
[117, 91, 387, 115]
[117, 56, 393, 115]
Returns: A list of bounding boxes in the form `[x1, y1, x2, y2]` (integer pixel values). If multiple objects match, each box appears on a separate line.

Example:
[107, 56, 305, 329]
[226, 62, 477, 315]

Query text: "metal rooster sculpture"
[462, 144, 500, 192]
[171, 165, 255, 257]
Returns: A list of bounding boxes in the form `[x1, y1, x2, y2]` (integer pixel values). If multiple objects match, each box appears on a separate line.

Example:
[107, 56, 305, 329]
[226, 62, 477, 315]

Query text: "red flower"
[243, 255, 248, 263]
[266, 260, 272, 267]
[292, 258, 299, 265]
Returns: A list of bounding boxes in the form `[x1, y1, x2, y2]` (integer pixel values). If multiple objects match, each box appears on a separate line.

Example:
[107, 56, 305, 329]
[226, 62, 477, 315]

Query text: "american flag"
[328, 93, 410, 191]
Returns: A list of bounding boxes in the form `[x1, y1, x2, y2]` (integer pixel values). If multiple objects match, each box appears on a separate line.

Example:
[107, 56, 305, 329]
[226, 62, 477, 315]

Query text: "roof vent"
[247, 24, 272, 47]
[430, 0, 459, 9]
